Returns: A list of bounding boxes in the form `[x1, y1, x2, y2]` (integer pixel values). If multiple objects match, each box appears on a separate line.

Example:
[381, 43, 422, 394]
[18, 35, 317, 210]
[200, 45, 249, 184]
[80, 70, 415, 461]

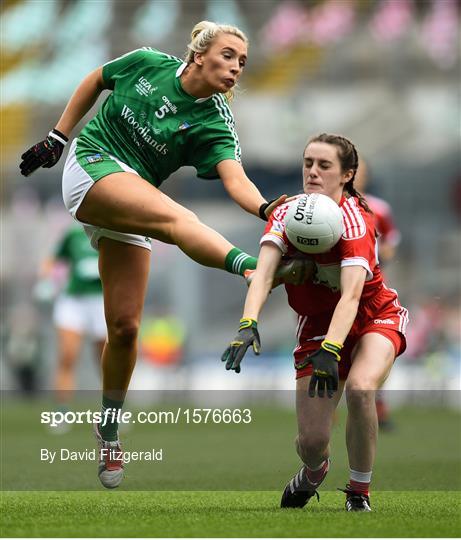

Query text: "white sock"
[350, 469, 372, 483]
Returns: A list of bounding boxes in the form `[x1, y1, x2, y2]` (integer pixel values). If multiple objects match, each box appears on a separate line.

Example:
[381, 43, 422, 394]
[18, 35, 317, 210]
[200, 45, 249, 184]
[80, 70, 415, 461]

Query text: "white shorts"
[62, 138, 152, 251]
[53, 294, 107, 340]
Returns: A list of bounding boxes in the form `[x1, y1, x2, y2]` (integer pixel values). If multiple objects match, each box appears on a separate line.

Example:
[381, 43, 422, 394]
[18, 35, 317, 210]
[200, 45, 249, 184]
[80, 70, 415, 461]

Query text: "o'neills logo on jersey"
[374, 319, 395, 325]
[121, 105, 168, 155]
[161, 95, 177, 114]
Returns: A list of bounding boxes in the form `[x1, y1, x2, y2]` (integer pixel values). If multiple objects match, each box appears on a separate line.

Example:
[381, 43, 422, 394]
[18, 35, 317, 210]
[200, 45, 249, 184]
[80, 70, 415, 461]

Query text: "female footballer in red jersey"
[222, 133, 409, 512]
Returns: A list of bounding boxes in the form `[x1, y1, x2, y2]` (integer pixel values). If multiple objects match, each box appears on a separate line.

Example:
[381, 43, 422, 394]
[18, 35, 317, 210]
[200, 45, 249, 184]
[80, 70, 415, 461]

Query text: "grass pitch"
[1, 490, 460, 537]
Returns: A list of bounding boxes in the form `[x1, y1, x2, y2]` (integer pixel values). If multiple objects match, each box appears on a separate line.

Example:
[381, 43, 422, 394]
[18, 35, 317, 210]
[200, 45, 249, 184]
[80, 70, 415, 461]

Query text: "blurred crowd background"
[1, 0, 460, 403]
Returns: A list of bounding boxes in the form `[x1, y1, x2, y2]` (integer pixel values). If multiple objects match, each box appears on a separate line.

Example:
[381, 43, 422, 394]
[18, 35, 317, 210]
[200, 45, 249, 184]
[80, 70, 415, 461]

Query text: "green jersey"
[55, 227, 102, 296]
[77, 48, 242, 186]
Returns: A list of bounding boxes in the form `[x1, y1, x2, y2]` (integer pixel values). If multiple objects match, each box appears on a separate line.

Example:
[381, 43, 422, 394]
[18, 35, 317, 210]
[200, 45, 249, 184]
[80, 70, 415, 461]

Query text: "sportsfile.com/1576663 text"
[40, 408, 253, 427]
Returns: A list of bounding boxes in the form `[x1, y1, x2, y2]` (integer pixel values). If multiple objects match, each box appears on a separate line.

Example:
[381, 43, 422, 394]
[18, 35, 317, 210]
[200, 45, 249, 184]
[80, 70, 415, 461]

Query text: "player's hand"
[20, 129, 69, 177]
[221, 318, 261, 373]
[306, 340, 343, 398]
[275, 257, 314, 286]
[259, 194, 287, 221]
[283, 195, 299, 203]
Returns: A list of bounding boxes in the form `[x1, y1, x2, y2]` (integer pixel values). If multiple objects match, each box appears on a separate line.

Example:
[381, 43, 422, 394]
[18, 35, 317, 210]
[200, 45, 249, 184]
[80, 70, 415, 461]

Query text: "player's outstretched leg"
[94, 422, 124, 489]
[281, 458, 330, 508]
[339, 485, 371, 512]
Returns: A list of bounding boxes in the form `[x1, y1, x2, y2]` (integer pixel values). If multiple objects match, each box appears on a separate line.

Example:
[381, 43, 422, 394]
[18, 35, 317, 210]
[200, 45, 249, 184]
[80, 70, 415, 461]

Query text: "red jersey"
[365, 193, 400, 247]
[261, 196, 383, 316]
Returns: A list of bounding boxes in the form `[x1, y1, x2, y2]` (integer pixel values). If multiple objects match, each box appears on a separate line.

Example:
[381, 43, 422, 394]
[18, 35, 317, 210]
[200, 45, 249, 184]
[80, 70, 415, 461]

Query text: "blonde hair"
[185, 20, 248, 101]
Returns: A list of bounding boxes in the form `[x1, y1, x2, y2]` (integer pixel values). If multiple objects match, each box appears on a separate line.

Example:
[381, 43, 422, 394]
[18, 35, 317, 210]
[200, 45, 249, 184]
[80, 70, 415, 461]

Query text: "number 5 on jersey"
[155, 104, 169, 119]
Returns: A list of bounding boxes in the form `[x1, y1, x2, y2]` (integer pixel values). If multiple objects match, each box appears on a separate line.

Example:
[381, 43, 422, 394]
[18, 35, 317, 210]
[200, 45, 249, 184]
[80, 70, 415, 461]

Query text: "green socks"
[99, 395, 124, 442]
[224, 248, 257, 276]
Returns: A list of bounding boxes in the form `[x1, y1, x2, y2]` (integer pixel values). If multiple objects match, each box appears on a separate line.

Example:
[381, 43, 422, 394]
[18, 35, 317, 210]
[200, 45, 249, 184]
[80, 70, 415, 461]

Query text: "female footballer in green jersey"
[37, 226, 106, 424]
[20, 21, 301, 488]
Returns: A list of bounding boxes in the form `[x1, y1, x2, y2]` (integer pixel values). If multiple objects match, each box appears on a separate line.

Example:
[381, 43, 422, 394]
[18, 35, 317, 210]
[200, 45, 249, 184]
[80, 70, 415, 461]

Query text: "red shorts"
[294, 285, 408, 380]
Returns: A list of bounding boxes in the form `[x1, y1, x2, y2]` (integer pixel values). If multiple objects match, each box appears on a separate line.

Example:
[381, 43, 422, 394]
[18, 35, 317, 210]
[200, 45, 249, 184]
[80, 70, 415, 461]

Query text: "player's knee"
[346, 375, 379, 393]
[297, 431, 329, 460]
[159, 210, 200, 244]
[345, 380, 375, 411]
[107, 316, 139, 347]
[178, 207, 199, 222]
[172, 210, 199, 231]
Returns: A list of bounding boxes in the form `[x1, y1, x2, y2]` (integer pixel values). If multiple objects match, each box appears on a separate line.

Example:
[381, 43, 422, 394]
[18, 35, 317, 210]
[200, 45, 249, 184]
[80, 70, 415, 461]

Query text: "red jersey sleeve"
[339, 198, 378, 281]
[260, 202, 291, 254]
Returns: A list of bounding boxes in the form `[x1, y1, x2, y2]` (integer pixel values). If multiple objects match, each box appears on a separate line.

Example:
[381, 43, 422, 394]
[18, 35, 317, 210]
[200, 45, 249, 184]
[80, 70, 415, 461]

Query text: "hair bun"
[190, 20, 217, 40]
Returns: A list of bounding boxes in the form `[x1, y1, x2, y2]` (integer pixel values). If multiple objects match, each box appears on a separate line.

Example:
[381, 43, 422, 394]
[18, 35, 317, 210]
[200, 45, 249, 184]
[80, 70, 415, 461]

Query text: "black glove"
[306, 340, 343, 398]
[20, 129, 69, 177]
[221, 318, 261, 373]
[258, 199, 277, 221]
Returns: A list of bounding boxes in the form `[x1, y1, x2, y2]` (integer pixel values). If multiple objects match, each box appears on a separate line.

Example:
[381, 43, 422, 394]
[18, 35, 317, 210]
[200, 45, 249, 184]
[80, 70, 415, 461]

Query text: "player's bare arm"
[221, 243, 281, 373]
[243, 243, 282, 320]
[55, 67, 107, 137]
[305, 258, 367, 399]
[325, 265, 367, 345]
[217, 159, 287, 219]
